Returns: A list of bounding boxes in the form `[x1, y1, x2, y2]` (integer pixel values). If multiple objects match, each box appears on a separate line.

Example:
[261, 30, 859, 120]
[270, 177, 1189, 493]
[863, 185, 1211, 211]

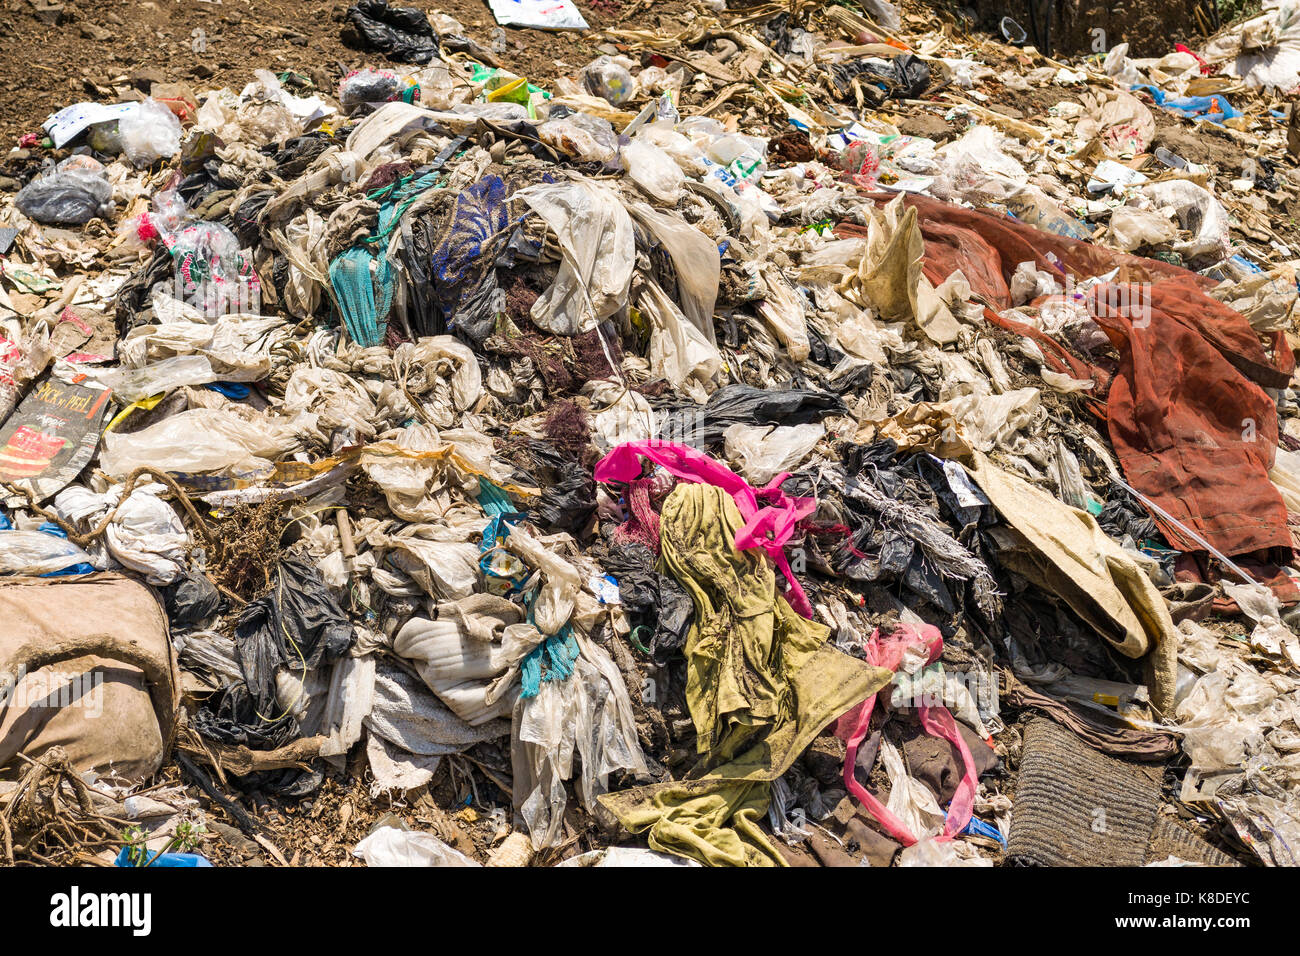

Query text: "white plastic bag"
[1139, 180, 1231, 263]
[723, 423, 823, 485]
[1106, 206, 1177, 253]
[0, 529, 94, 576]
[898, 837, 993, 867]
[623, 139, 685, 205]
[353, 826, 480, 866]
[98, 408, 301, 477]
[514, 180, 634, 335]
[54, 482, 188, 585]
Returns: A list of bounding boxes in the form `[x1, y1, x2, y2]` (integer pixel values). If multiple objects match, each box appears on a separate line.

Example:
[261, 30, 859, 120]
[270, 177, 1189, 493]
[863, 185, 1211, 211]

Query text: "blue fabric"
[429, 174, 510, 329]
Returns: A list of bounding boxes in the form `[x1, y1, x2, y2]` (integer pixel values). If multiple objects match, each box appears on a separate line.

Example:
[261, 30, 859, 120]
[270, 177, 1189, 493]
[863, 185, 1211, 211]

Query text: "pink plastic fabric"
[594, 441, 816, 617]
[834, 623, 977, 846]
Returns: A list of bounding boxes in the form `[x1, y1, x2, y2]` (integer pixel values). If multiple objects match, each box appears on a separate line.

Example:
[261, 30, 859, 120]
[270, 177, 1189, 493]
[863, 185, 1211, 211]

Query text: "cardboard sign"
[0, 376, 112, 502]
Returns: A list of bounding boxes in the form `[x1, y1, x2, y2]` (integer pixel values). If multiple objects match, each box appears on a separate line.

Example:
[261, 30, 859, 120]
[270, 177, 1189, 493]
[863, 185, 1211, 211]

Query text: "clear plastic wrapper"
[580, 55, 637, 105]
[119, 98, 183, 168]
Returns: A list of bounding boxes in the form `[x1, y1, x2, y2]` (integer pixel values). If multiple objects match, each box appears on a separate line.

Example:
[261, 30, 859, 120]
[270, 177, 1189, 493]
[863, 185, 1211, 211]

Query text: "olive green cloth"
[599, 484, 892, 866]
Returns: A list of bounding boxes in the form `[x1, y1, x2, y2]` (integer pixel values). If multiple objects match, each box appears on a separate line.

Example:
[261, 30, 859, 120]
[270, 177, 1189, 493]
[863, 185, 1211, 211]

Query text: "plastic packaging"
[119, 98, 183, 168]
[581, 55, 637, 106]
[338, 69, 406, 112]
[88, 355, 221, 402]
[98, 407, 301, 477]
[135, 196, 261, 317]
[55, 482, 189, 585]
[897, 837, 993, 867]
[1009, 260, 1060, 305]
[704, 132, 768, 184]
[636, 66, 680, 96]
[0, 528, 96, 576]
[1106, 206, 1177, 253]
[1139, 180, 1232, 263]
[1004, 186, 1090, 242]
[622, 138, 685, 205]
[352, 825, 480, 866]
[723, 422, 823, 485]
[537, 111, 619, 165]
[15, 156, 114, 225]
[514, 179, 634, 335]
[0, 322, 53, 423]
[929, 125, 1026, 205]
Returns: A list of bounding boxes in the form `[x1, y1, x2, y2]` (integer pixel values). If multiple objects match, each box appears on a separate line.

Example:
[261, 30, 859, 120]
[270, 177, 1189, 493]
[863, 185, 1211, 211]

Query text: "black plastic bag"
[232, 552, 354, 716]
[828, 54, 930, 101]
[596, 540, 693, 666]
[345, 0, 440, 64]
[656, 383, 847, 449]
[163, 570, 222, 627]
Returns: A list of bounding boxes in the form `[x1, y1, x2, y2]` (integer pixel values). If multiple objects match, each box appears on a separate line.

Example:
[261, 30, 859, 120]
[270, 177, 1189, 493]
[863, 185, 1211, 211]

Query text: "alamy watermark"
[0, 665, 104, 719]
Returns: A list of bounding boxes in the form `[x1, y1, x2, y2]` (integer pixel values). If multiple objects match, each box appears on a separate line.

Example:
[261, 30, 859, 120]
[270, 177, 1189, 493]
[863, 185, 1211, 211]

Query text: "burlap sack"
[0, 573, 180, 781]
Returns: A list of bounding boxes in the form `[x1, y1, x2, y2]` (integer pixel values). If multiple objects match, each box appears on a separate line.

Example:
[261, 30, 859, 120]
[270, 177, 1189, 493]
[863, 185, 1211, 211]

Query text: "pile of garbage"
[2, 0, 1300, 867]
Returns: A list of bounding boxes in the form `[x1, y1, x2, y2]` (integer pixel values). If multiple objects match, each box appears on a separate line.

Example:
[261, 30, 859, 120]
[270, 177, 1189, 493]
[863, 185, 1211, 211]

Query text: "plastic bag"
[119, 98, 182, 168]
[98, 407, 301, 477]
[622, 139, 685, 205]
[353, 825, 480, 866]
[514, 180, 634, 335]
[1106, 206, 1177, 253]
[581, 55, 637, 106]
[345, 0, 440, 64]
[642, 278, 722, 402]
[929, 125, 1026, 205]
[636, 121, 707, 176]
[15, 155, 114, 225]
[140, 214, 261, 319]
[1009, 260, 1060, 305]
[723, 422, 823, 485]
[338, 69, 405, 112]
[55, 482, 188, 585]
[394, 598, 539, 724]
[860, 0, 902, 31]
[0, 528, 95, 576]
[88, 355, 221, 402]
[0, 322, 54, 423]
[705, 132, 768, 184]
[1004, 185, 1090, 242]
[1139, 180, 1231, 263]
[898, 837, 993, 867]
[512, 634, 647, 849]
[537, 112, 619, 165]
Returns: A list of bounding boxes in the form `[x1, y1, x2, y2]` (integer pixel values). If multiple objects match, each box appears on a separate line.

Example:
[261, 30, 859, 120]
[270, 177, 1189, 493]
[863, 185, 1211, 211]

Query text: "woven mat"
[1007, 718, 1162, 866]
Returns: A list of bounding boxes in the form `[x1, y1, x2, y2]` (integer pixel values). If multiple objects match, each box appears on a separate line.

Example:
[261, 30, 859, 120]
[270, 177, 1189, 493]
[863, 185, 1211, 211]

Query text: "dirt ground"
[0, 0, 692, 146]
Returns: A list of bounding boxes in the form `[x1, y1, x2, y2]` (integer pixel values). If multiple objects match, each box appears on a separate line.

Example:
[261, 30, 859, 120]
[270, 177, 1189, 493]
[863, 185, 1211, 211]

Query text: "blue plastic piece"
[203, 381, 251, 399]
[961, 815, 1007, 847]
[1132, 85, 1240, 124]
[114, 848, 214, 868]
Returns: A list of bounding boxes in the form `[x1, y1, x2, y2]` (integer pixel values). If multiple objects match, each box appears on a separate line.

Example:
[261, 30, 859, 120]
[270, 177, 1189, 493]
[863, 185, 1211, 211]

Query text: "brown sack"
[0, 573, 180, 782]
